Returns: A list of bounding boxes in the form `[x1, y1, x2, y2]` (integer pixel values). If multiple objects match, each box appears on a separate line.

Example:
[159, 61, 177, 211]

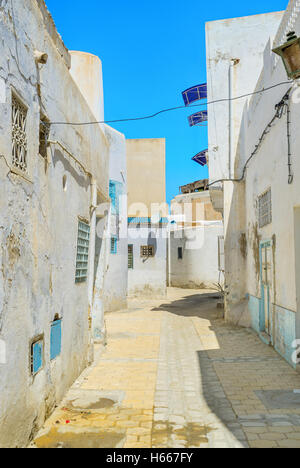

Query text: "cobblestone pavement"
[31, 288, 300, 448]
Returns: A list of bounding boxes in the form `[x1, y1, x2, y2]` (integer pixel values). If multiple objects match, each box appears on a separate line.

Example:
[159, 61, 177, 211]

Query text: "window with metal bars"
[111, 237, 117, 254]
[39, 115, 50, 158]
[128, 244, 134, 269]
[12, 94, 28, 171]
[75, 220, 90, 283]
[258, 189, 272, 228]
[140, 245, 155, 258]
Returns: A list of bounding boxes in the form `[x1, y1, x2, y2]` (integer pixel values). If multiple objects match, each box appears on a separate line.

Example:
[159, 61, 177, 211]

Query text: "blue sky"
[46, 0, 287, 203]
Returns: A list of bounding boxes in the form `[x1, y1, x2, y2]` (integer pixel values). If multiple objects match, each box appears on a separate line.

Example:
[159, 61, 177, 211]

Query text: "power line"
[207, 88, 293, 188]
[47, 80, 292, 127]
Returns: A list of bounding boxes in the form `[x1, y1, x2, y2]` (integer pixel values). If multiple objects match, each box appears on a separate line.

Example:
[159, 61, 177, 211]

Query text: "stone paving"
[31, 288, 300, 448]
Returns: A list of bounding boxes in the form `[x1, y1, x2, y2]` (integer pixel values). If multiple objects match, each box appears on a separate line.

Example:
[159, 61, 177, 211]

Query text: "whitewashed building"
[206, 0, 300, 367]
[0, 0, 125, 447]
[126, 139, 168, 297]
[169, 186, 223, 290]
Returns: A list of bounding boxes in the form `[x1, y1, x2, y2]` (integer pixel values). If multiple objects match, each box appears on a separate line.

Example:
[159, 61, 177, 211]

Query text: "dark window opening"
[178, 247, 183, 260]
[141, 245, 155, 258]
[39, 115, 50, 158]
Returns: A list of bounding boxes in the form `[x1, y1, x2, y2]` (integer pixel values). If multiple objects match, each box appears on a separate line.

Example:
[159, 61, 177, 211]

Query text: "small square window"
[140, 245, 155, 258]
[178, 247, 183, 260]
[111, 237, 117, 254]
[39, 115, 50, 158]
[128, 244, 134, 269]
[31, 338, 43, 375]
[50, 319, 62, 361]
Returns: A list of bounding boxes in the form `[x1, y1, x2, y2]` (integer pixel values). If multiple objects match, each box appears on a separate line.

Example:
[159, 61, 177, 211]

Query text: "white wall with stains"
[128, 226, 167, 297]
[0, 0, 110, 447]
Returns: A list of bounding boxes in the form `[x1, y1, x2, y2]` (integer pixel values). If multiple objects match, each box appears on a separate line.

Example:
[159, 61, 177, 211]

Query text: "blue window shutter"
[50, 320, 62, 360]
[32, 339, 43, 375]
[109, 181, 117, 214]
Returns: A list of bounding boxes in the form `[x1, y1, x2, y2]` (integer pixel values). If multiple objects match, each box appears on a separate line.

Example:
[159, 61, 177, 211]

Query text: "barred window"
[39, 115, 50, 158]
[258, 189, 272, 228]
[12, 94, 28, 171]
[111, 237, 117, 254]
[128, 244, 134, 269]
[140, 245, 155, 258]
[75, 220, 90, 283]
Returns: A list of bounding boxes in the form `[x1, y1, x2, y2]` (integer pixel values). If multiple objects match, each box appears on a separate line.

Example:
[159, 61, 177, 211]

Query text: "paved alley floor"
[32, 288, 300, 448]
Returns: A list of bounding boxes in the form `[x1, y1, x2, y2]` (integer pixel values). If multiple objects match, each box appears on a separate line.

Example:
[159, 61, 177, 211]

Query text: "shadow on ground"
[152, 292, 248, 447]
[151, 293, 222, 318]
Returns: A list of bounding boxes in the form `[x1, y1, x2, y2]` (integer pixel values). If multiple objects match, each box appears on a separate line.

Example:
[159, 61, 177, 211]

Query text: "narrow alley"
[31, 289, 300, 449]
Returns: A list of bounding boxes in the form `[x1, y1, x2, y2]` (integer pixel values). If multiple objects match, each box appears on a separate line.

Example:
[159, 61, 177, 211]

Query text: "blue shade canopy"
[188, 111, 208, 127]
[182, 84, 207, 106]
[192, 150, 208, 166]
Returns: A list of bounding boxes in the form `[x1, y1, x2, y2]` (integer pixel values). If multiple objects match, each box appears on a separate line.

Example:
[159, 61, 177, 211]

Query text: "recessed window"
[258, 189, 272, 228]
[75, 220, 90, 283]
[141, 245, 155, 258]
[111, 237, 117, 254]
[178, 247, 183, 260]
[31, 338, 43, 375]
[218, 236, 225, 272]
[39, 114, 50, 158]
[128, 244, 134, 269]
[50, 319, 62, 361]
[12, 93, 28, 171]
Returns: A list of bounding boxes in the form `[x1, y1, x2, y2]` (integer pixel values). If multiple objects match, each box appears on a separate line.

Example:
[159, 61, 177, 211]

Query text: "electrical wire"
[45, 80, 292, 127]
[207, 88, 293, 188]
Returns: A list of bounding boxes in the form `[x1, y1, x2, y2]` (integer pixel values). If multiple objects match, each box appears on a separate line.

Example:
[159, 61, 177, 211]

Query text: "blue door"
[260, 240, 272, 336]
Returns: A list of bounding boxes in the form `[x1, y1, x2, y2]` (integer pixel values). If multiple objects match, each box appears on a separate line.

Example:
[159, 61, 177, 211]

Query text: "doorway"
[260, 240, 272, 336]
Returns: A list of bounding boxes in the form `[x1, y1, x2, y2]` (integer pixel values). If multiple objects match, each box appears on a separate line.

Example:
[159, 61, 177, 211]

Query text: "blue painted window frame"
[31, 338, 43, 375]
[50, 319, 62, 361]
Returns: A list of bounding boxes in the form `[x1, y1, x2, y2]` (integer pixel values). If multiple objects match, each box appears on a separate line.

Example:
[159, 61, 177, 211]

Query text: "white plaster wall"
[206, 11, 284, 185]
[128, 227, 167, 297]
[102, 125, 128, 312]
[70, 50, 104, 124]
[241, 8, 300, 314]
[205, 11, 284, 323]
[169, 224, 223, 289]
[0, 0, 109, 447]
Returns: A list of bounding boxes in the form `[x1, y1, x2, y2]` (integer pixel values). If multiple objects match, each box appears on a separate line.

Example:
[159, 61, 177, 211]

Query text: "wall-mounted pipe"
[228, 59, 240, 179]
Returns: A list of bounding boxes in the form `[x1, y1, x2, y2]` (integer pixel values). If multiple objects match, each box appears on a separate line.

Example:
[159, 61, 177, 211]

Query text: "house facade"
[206, 0, 300, 367]
[0, 0, 125, 447]
[126, 138, 168, 297]
[169, 185, 223, 290]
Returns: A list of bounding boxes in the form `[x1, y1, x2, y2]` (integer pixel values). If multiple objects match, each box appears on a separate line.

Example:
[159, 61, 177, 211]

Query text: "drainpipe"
[229, 59, 239, 179]
[88, 178, 97, 328]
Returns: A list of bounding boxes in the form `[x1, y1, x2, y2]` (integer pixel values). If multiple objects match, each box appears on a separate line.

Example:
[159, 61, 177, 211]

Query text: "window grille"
[140, 245, 155, 258]
[12, 94, 28, 171]
[218, 236, 225, 272]
[258, 189, 272, 228]
[111, 237, 117, 254]
[128, 244, 134, 269]
[75, 220, 90, 283]
[39, 115, 50, 158]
